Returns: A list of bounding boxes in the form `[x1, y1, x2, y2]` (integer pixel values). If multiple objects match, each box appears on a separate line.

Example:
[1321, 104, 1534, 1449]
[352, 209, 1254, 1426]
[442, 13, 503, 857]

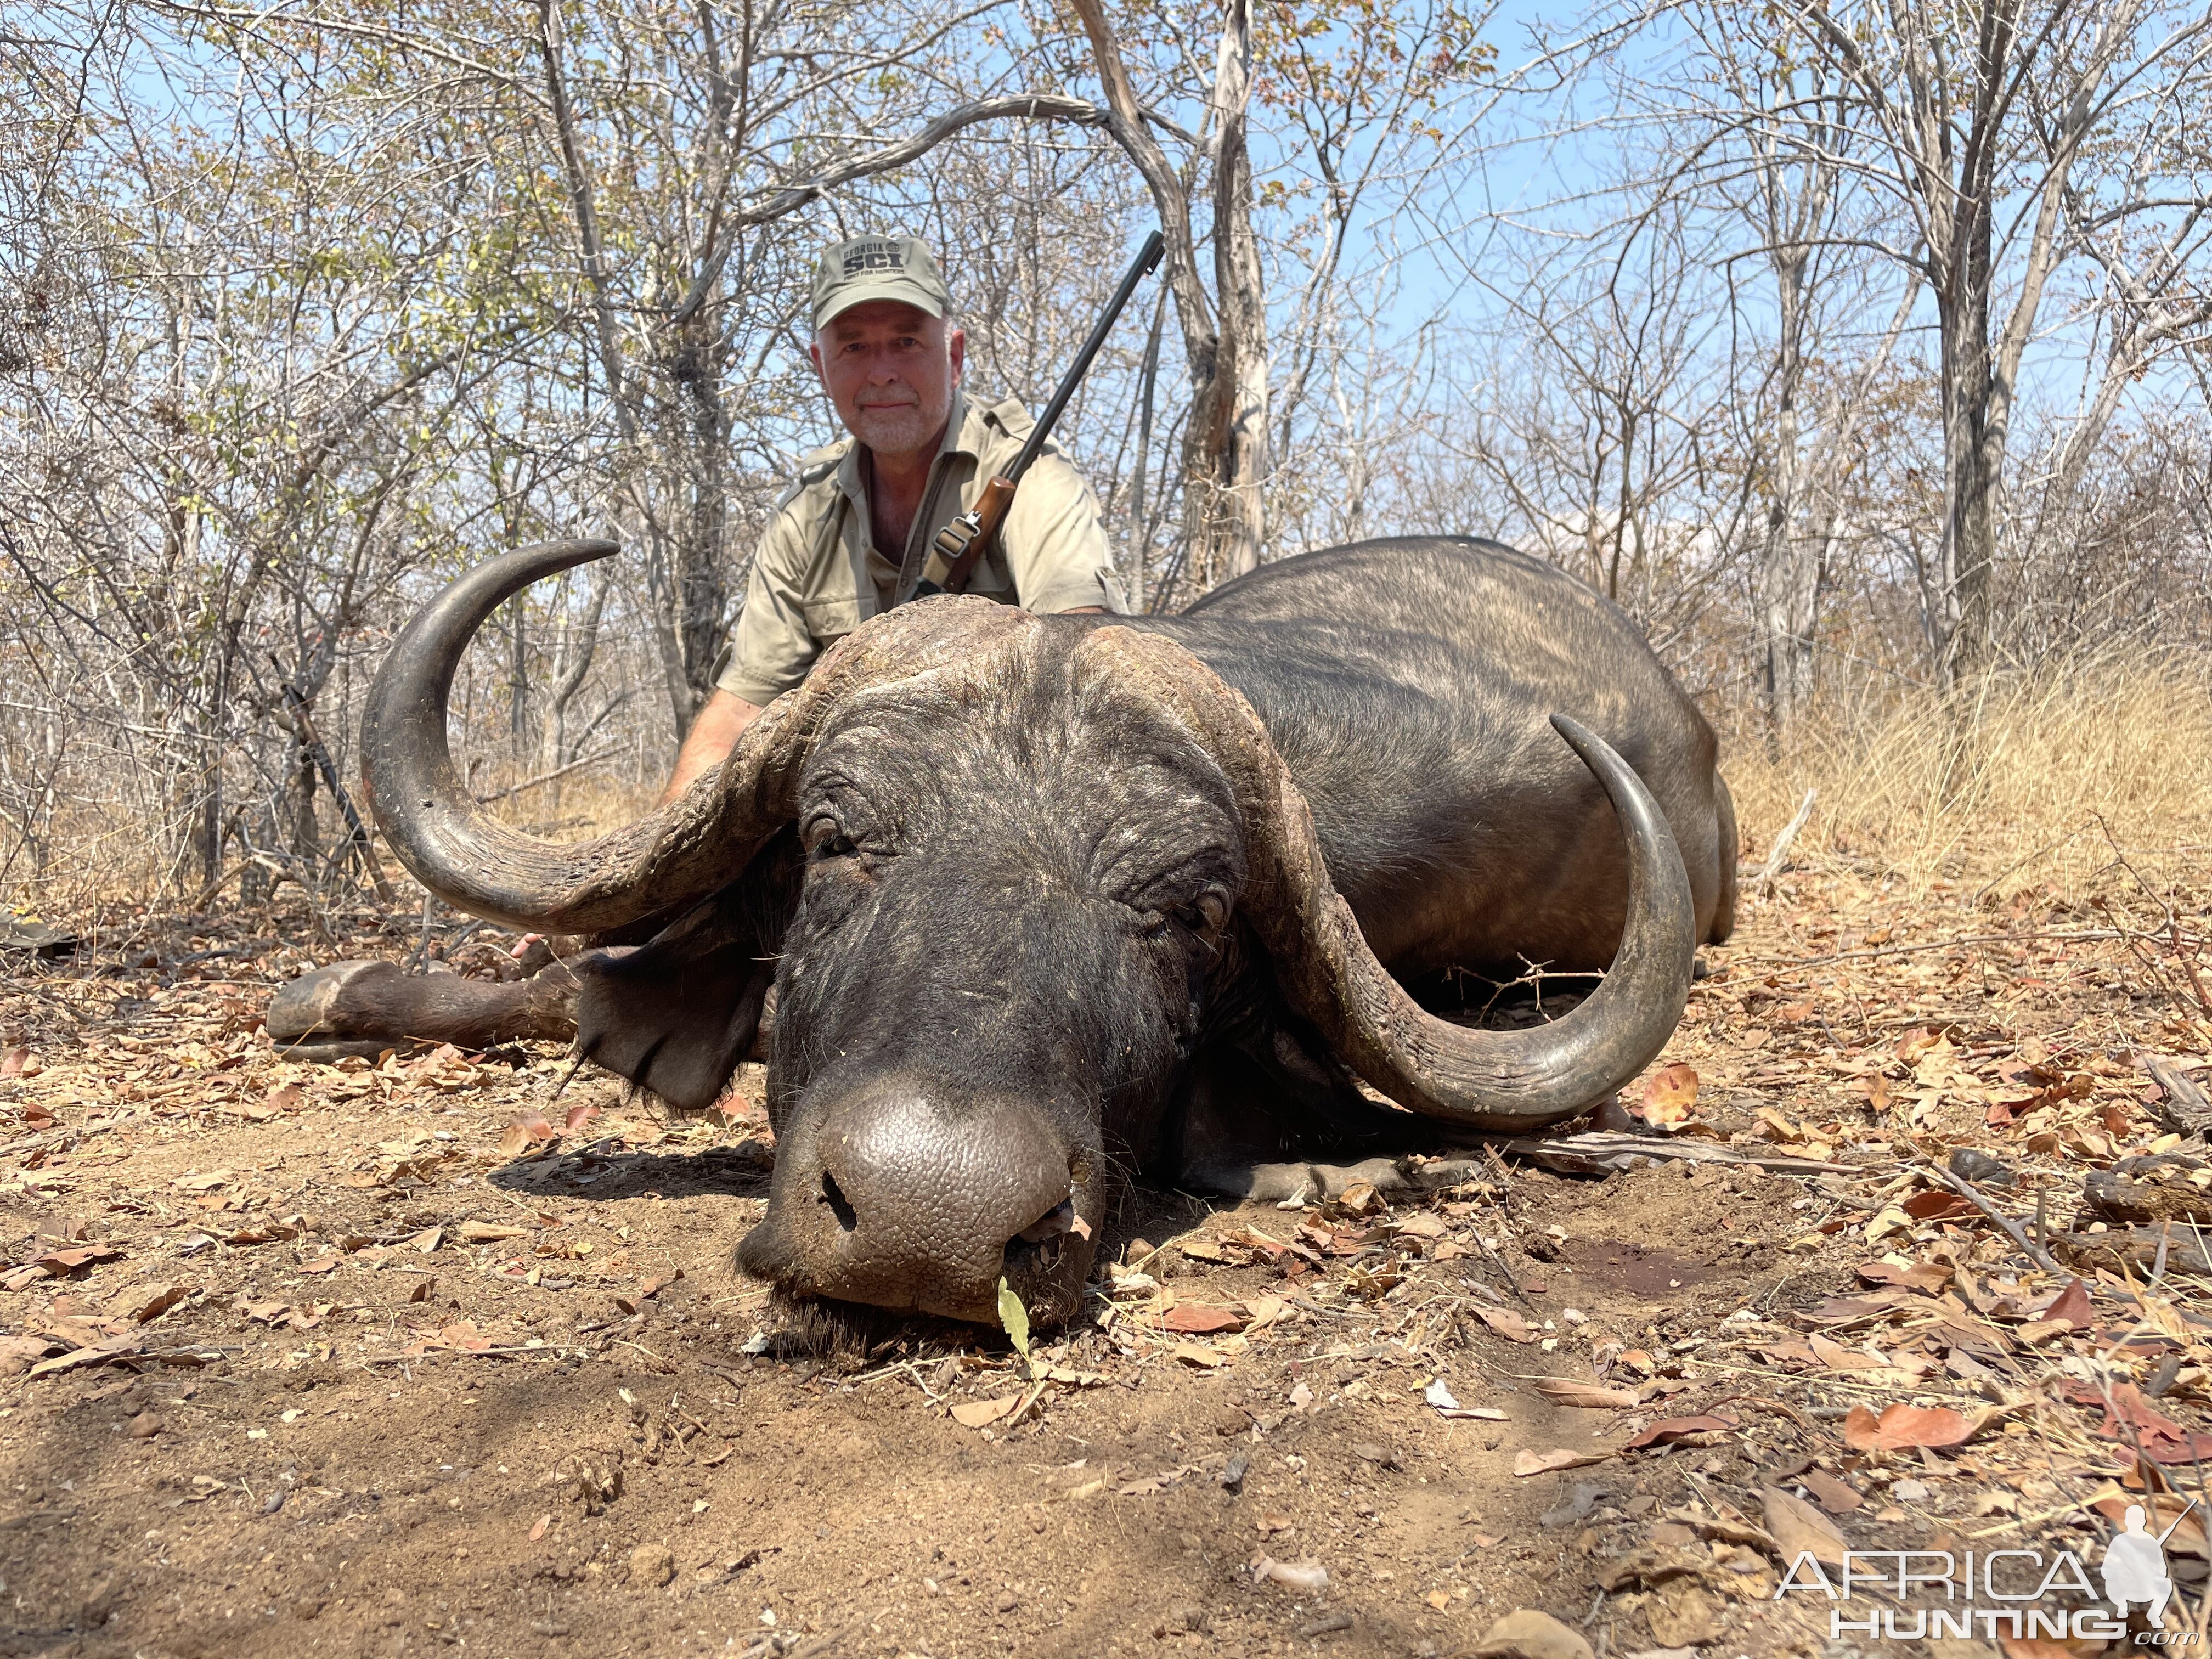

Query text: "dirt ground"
[2, 850, 2210, 1659]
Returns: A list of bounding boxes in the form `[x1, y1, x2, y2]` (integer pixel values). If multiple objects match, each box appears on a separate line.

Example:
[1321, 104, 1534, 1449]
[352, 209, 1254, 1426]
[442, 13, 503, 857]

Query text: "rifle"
[904, 229, 1166, 603]
[272, 657, 397, 903]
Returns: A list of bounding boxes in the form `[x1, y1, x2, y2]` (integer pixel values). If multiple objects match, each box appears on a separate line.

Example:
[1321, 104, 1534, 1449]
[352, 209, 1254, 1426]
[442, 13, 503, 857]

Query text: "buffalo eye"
[1183, 886, 1231, 936]
[802, 814, 855, 858]
[1142, 885, 1231, 941]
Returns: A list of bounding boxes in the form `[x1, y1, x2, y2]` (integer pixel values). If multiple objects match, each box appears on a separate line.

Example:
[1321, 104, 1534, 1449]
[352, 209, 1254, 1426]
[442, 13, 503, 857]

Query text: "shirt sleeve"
[1000, 443, 1126, 614]
[714, 511, 820, 706]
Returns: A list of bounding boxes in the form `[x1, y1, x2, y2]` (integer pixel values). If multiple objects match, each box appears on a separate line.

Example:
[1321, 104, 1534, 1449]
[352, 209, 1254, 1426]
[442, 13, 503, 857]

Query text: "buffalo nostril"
[1004, 1196, 1079, 1277]
[1016, 1199, 1076, 1245]
[819, 1171, 857, 1233]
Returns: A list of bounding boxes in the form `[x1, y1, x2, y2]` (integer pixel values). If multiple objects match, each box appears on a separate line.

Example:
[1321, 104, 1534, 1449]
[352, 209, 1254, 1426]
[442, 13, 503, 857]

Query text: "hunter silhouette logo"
[2105, 1501, 2195, 1622]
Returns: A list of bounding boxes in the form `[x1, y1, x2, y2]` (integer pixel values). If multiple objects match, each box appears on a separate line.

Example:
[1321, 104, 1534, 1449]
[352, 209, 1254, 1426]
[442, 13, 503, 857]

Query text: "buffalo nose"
[801, 1081, 1076, 1319]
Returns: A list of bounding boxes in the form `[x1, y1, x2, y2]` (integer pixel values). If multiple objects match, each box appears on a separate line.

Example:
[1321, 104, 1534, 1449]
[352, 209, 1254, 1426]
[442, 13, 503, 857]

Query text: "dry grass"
[1722, 652, 2212, 899]
[12, 651, 2212, 916]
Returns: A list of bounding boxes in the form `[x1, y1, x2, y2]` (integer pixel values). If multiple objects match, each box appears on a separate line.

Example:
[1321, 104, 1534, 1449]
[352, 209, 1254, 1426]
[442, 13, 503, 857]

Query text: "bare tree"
[1799, 0, 2212, 678]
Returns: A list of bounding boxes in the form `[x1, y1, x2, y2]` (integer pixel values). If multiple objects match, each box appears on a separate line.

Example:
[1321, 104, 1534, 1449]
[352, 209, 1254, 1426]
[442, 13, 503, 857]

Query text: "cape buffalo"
[351, 535, 1736, 1326]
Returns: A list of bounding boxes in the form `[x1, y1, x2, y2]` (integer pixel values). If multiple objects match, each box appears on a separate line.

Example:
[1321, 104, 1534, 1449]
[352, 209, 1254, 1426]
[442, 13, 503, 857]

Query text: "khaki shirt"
[714, 392, 1124, 706]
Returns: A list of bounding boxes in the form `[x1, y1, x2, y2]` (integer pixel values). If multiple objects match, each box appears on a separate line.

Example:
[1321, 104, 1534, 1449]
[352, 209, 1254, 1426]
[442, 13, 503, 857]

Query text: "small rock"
[1588, 1094, 1635, 1133]
[1541, 1483, 1608, 1529]
[1948, 1148, 2017, 1187]
[1351, 1441, 1400, 1470]
[1254, 1555, 1329, 1593]
[629, 1542, 676, 1588]
[1472, 1609, 1595, 1659]
[1222, 1453, 1249, 1495]
[1891, 1478, 1931, 1503]
[127, 1414, 163, 1439]
[1297, 1610, 1355, 1637]
[994, 1589, 1018, 1613]
[291, 1599, 325, 1622]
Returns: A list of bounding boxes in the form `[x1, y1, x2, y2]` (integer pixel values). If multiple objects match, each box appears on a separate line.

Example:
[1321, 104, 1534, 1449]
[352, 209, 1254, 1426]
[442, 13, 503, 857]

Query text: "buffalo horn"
[1090, 627, 1696, 1130]
[360, 544, 1029, 934]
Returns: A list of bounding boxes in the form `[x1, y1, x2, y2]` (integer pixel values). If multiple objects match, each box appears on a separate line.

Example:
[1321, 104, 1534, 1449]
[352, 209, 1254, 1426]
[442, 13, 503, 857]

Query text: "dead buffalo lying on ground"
[343, 535, 1735, 1327]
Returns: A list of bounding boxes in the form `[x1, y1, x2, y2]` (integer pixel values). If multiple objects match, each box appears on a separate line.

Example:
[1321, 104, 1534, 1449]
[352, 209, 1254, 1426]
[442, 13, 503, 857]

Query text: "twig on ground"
[1932, 1166, 2072, 1280]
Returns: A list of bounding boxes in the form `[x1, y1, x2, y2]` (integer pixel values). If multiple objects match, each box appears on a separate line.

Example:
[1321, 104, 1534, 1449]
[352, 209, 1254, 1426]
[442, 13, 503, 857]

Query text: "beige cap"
[809, 235, 952, 331]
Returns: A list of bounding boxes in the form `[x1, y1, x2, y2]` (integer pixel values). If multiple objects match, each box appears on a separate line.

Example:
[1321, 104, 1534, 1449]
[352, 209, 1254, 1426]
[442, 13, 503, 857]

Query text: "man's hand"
[660, 690, 762, 806]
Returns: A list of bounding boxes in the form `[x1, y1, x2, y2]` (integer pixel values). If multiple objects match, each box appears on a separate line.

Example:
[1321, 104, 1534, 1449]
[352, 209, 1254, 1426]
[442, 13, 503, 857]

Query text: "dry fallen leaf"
[949, 1396, 1024, 1429]
[1634, 1063, 1700, 1128]
[1239, 1295, 1289, 1331]
[1158, 1304, 1244, 1335]
[1800, 1469, 1863, 1514]
[118, 1284, 193, 1324]
[1471, 1607, 1595, 1659]
[1645, 1581, 1718, 1647]
[498, 1110, 558, 1159]
[2044, 1278, 2094, 1329]
[1762, 1485, 1848, 1568]
[1841, 1402, 1985, 1451]
[528, 1514, 551, 1543]
[458, 1221, 531, 1243]
[1534, 1377, 1641, 1410]
[1622, 1415, 1736, 1449]
[1474, 1306, 1539, 1344]
[1514, 1447, 1617, 1477]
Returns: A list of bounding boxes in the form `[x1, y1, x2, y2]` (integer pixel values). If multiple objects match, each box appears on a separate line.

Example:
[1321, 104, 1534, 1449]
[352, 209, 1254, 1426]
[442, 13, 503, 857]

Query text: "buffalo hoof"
[266, 961, 421, 1057]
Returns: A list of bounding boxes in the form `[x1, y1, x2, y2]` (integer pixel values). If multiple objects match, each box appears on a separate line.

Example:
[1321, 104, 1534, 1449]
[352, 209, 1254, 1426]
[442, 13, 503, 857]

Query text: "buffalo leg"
[266, 958, 584, 1061]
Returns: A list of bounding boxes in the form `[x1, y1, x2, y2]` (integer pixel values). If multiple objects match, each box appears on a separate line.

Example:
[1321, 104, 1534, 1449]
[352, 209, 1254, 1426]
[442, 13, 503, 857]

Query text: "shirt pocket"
[799, 595, 861, 646]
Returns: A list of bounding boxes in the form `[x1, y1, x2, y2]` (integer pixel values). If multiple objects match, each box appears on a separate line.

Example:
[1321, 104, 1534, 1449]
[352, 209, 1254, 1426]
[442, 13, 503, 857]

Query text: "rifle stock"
[914, 475, 1017, 598]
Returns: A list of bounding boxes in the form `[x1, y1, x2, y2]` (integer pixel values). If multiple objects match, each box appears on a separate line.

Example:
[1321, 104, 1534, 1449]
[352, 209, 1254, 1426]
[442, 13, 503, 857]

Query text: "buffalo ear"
[571, 842, 797, 1112]
[575, 947, 768, 1113]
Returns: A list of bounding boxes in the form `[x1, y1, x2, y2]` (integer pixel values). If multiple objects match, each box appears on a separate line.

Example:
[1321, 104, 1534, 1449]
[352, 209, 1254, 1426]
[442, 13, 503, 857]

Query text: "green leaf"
[996, 1277, 1031, 1359]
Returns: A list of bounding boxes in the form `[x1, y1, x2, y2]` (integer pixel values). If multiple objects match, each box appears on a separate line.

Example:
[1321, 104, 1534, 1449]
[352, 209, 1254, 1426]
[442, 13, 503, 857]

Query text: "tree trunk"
[285, 739, 318, 864]
[1073, 0, 1268, 594]
[1757, 249, 1814, 748]
[1193, 0, 1268, 583]
[1939, 189, 2000, 684]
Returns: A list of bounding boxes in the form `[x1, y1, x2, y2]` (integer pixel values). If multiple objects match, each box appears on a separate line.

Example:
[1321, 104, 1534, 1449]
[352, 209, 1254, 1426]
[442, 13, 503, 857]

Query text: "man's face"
[811, 301, 965, 462]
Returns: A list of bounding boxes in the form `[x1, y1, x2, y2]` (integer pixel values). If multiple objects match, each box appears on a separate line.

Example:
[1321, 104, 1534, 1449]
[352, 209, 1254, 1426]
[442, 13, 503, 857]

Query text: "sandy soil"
[1, 857, 2208, 1659]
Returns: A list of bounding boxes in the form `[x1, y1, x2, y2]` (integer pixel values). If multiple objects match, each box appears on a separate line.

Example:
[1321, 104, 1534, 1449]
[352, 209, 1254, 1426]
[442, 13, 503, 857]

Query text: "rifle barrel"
[1004, 230, 1165, 487]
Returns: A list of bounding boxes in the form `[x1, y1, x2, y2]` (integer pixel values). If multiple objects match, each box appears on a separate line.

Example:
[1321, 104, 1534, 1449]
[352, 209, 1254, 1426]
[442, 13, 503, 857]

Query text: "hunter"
[661, 234, 1122, 802]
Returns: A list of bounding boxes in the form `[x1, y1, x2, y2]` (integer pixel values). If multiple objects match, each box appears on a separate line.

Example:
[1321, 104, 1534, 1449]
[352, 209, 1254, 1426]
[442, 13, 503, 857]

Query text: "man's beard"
[849, 396, 947, 458]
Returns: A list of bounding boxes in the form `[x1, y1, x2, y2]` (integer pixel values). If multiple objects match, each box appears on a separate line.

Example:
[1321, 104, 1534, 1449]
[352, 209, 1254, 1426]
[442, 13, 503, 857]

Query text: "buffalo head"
[361, 541, 1695, 1325]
